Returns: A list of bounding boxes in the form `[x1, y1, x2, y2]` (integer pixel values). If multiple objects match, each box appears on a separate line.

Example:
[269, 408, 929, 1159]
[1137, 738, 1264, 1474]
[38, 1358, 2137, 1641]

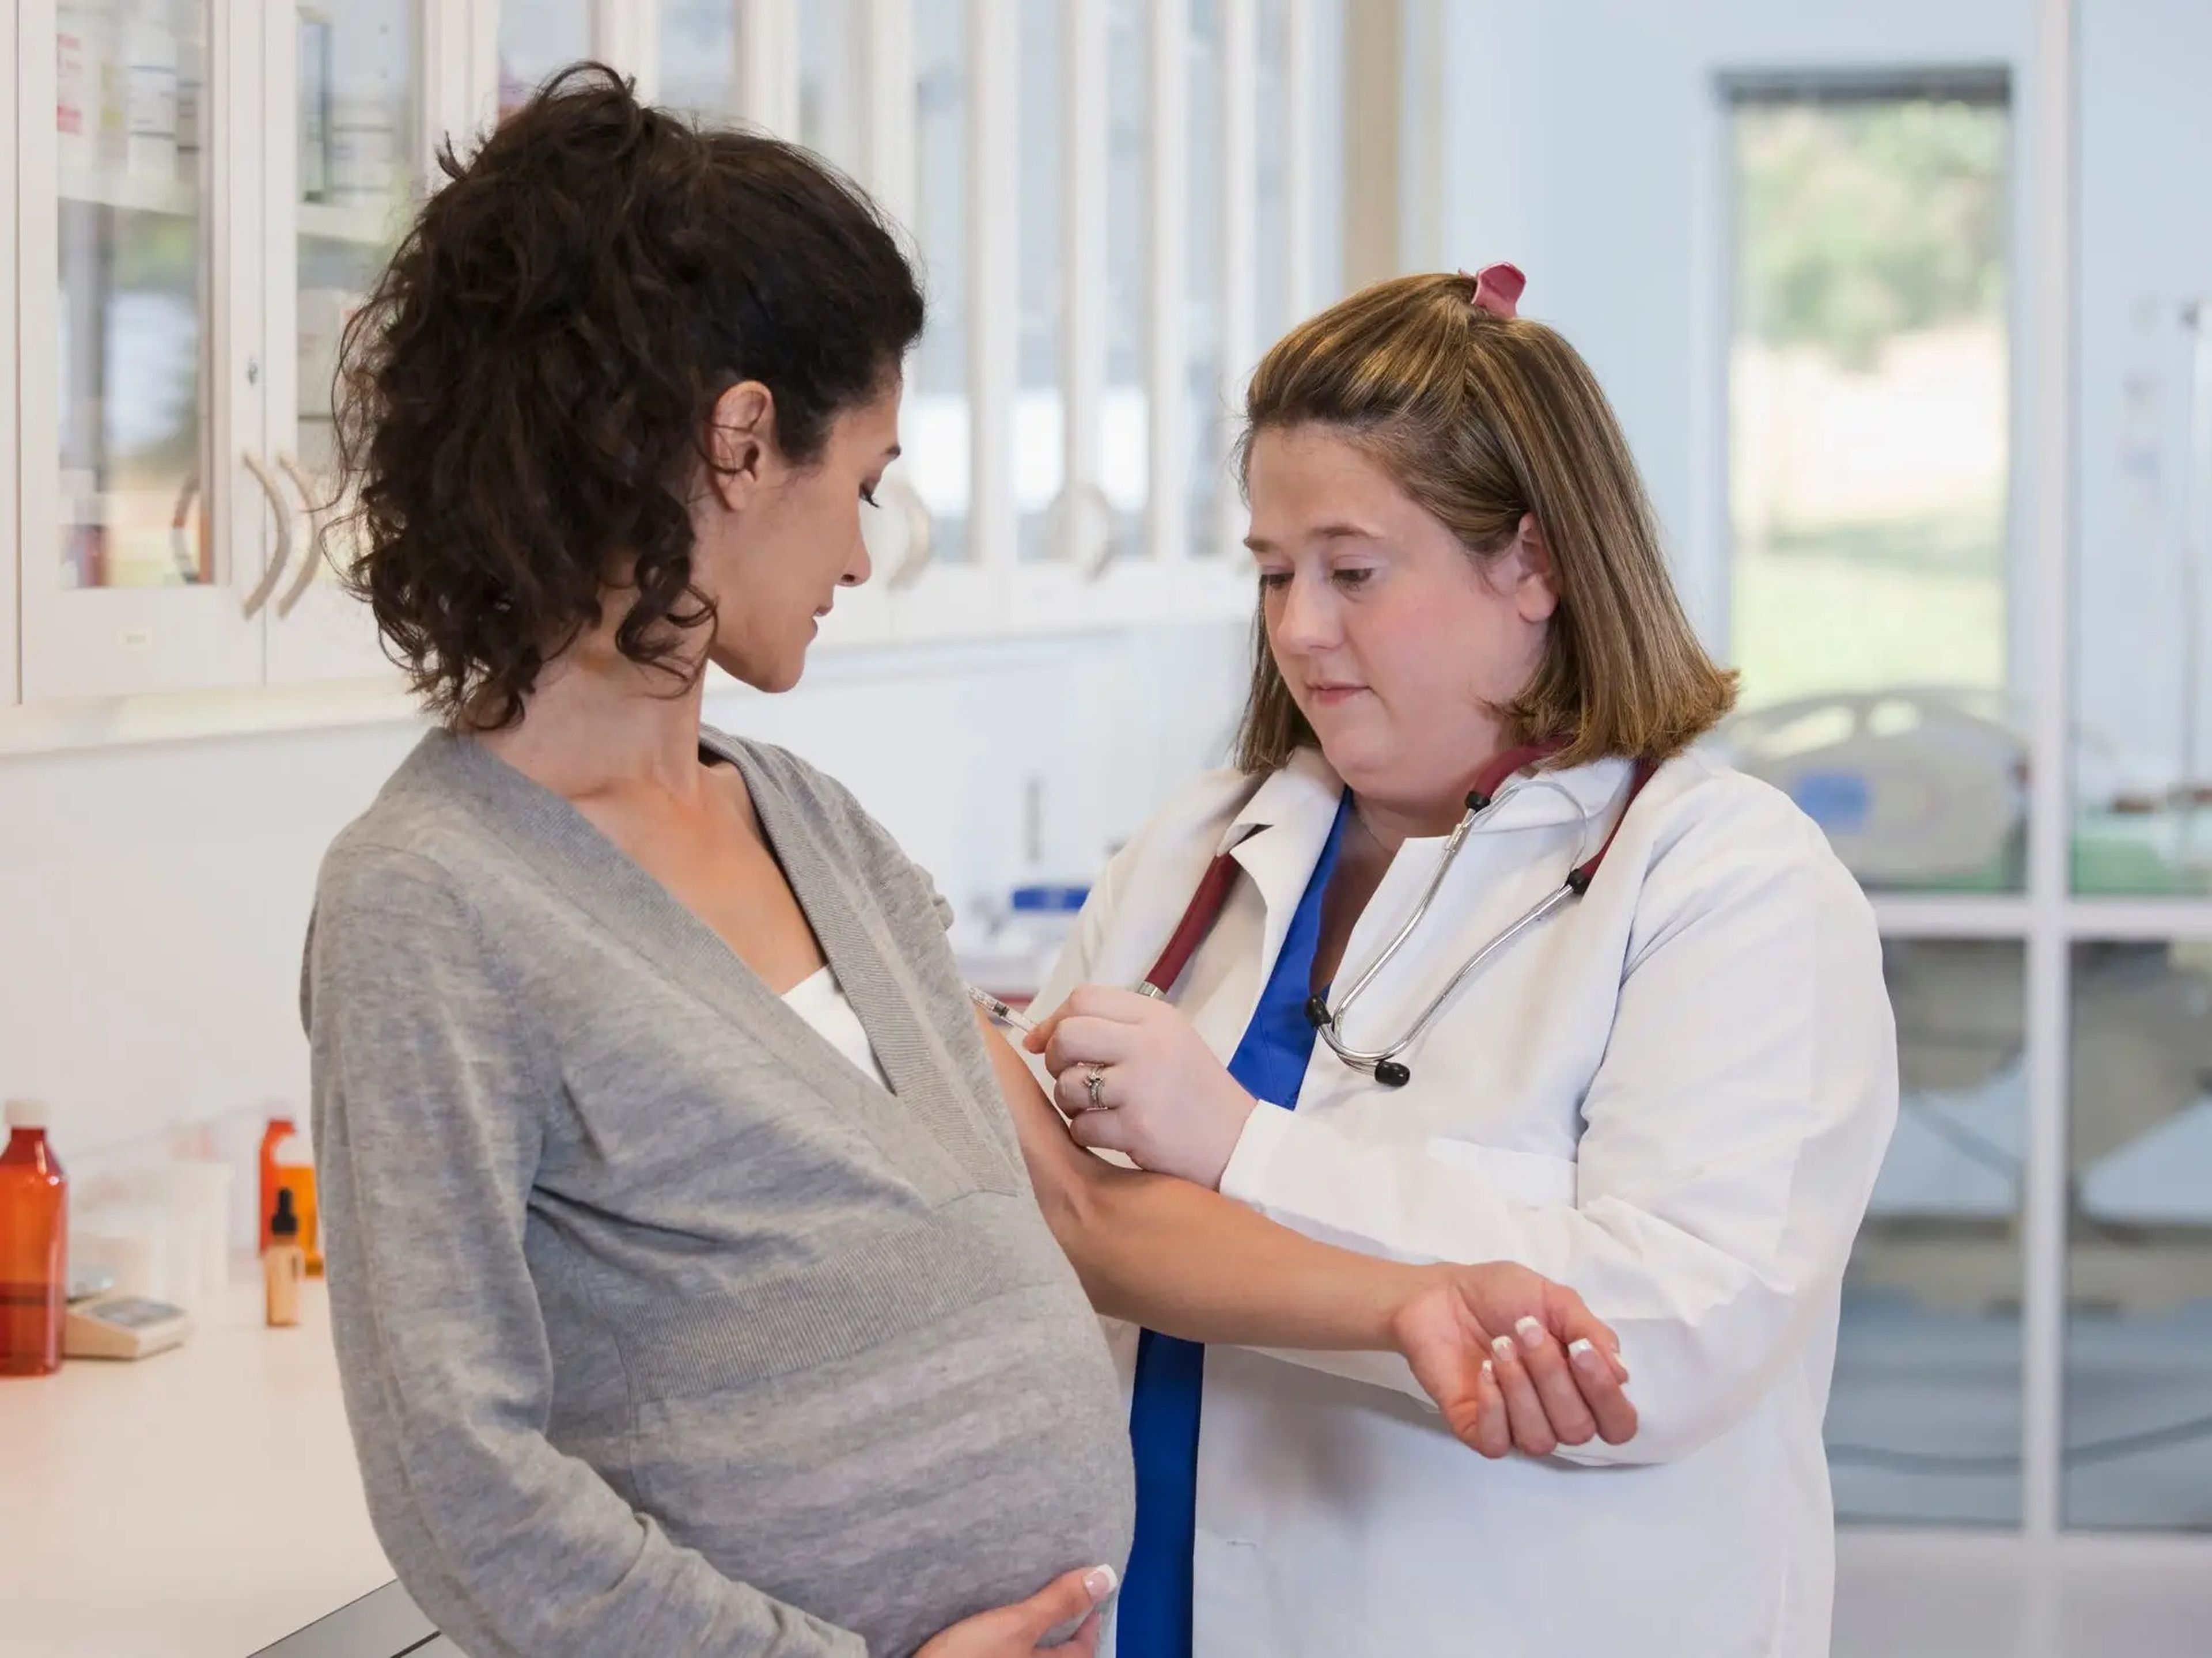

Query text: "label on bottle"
[126, 65, 177, 136]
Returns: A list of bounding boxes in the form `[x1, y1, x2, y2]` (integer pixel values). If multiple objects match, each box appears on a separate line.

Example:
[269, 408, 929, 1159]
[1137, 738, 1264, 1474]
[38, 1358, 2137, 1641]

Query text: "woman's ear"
[705, 381, 777, 511]
[1502, 511, 1559, 624]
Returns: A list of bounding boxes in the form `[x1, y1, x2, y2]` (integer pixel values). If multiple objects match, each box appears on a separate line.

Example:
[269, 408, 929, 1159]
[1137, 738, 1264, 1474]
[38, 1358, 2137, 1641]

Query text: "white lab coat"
[1031, 745, 1898, 1658]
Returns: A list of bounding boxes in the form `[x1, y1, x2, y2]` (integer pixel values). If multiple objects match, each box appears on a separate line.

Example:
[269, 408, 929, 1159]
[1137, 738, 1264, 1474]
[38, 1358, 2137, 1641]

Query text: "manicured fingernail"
[1480, 1358, 1495, 1382]
[1516, 1315, 1545, 1351]
[1084, 1565, 1119, 1601]
[1569, 1337, 1599, 1366]
[1491, 1334, 1516, 1363]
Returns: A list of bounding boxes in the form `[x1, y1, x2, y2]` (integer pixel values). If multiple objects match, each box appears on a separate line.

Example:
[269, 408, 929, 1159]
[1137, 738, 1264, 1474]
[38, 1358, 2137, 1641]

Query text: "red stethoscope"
[1132, 741, 1660, 1089]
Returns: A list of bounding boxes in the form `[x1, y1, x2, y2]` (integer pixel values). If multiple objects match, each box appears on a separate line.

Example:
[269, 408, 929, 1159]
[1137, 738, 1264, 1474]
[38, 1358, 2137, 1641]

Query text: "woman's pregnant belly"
[628, 1278, 1135, 1656]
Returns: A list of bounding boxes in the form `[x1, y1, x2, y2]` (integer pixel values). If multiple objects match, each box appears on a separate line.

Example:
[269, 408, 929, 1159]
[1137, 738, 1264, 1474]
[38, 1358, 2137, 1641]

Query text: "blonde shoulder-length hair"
[1233, 271, 1737, 775]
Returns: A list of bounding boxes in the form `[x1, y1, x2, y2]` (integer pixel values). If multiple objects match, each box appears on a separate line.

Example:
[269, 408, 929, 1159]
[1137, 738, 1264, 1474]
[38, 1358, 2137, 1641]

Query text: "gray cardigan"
[302, 728, 1133, 1658]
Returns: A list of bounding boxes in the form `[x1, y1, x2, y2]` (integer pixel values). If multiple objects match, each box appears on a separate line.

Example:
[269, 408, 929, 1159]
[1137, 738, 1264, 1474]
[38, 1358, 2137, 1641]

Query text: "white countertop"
[0, 1277, 394, 1658]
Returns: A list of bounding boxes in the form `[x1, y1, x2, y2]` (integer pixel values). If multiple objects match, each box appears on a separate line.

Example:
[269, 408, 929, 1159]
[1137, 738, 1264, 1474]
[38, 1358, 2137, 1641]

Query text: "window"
[1724, 74, 2017, 894]
[1730, 75, 2012, 703]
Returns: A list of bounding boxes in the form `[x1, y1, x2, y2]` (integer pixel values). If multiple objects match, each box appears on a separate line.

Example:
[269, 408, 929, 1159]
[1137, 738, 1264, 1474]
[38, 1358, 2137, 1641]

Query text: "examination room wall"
[0, 622, 1248, 1213]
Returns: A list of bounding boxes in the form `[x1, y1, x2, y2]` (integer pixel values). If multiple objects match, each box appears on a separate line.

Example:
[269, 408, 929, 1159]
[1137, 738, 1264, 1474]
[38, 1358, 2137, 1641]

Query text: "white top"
[1029, 746, 1899, 1658]
[782, 964, 895, 1091]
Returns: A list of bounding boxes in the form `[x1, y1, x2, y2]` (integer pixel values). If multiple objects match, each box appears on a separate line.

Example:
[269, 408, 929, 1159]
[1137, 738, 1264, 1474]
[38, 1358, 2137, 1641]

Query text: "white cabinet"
[5, 0, 1345, 727]
[12, 0, 433, 710]
[264, 0, 431, 687]
[595, 0, 1338, 651]
[20, 1, 265, 703]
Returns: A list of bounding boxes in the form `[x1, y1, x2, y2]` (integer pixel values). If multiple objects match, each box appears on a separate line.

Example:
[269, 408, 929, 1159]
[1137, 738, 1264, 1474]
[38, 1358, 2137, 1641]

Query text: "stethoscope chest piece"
[1305, 993, 1412, 1087]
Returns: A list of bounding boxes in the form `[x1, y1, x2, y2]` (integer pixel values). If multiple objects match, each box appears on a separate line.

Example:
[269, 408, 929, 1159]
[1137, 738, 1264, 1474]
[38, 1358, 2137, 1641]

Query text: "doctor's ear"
[704, 380, 779, 510]
[1501, 512, 1559, 624]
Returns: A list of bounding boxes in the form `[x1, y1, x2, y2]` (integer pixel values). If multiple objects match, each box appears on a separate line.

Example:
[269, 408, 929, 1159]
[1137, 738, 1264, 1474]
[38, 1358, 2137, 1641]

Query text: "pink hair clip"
[1460, 263, 1526, 319]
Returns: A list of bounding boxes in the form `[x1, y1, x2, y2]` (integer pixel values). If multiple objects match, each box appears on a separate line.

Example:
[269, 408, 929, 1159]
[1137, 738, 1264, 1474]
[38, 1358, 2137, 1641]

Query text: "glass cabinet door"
[798, 0, 861, 172]
[1100, 0, 1147, 564]
[498, 0, 588, 120]
[1184, 0, 1227, 562]
[265, 0, 423, 685]
[1014, 0, 1066, 567]
[21, 0, 268, 701]
[864, 0, 1003, 640]
[658, 0, 741, 127]
[905, 0, 968, 570]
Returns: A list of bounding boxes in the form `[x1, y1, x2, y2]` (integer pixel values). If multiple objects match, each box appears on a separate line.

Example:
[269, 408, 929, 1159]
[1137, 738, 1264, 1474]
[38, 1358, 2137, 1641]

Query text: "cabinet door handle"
[1045, 479, 1120, 582]
[273, 453, 329, 619]
[239, 452, 296, 619]
[169, 471, 204, 584]
[884, 476, 935, 590]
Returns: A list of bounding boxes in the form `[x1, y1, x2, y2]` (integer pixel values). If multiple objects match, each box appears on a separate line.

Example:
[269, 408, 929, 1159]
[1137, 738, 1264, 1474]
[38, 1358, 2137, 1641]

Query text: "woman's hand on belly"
[1392, 1261, 1640, 1458]
[916, 1565, 1120, 1657]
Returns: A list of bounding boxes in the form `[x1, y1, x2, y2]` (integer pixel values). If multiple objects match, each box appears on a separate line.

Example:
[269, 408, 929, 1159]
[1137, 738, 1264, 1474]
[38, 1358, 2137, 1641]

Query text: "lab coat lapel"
[1224, 748, 1345, 996]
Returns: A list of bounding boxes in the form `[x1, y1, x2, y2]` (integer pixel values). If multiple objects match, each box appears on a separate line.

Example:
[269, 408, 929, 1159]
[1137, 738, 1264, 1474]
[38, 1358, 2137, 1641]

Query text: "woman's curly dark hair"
[334, 64, 925, 729]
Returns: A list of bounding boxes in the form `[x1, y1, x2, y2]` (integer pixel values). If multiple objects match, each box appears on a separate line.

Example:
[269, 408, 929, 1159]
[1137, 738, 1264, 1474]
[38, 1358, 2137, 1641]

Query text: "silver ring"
[1084, 1063, 1110, 1113]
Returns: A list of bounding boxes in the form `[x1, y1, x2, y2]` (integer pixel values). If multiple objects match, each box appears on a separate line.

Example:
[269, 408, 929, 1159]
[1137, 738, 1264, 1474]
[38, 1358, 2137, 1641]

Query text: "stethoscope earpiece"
[1374, 1060, 1413, 1089]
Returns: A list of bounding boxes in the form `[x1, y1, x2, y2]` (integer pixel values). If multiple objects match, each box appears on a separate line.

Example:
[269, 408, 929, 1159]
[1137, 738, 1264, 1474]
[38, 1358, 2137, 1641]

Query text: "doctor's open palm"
[1392, 1259, 1638, 1458]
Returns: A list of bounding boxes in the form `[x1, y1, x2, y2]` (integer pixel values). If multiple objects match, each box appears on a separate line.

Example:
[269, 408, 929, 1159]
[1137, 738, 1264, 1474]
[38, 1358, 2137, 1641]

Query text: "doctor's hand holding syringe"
[968, 985, 1636, 1459]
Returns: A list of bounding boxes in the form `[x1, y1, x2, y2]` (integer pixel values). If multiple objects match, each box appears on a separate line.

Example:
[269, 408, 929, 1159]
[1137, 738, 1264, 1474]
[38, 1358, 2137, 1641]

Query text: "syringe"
[965, 985, 1037, 1035]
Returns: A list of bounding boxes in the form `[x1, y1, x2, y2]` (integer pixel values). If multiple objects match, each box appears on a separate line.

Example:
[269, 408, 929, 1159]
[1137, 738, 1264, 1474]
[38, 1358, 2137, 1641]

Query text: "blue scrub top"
[1115, 795, 1351, 1658]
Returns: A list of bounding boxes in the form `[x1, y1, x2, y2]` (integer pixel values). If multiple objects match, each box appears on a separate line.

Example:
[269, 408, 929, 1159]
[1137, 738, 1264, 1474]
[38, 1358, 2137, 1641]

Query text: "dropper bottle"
[264, 1189, 305, 1329]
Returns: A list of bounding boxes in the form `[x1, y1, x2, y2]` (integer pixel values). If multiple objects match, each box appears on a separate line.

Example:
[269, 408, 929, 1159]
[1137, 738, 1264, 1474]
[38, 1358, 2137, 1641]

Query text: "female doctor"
[1026, 268, 1899, 1658]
